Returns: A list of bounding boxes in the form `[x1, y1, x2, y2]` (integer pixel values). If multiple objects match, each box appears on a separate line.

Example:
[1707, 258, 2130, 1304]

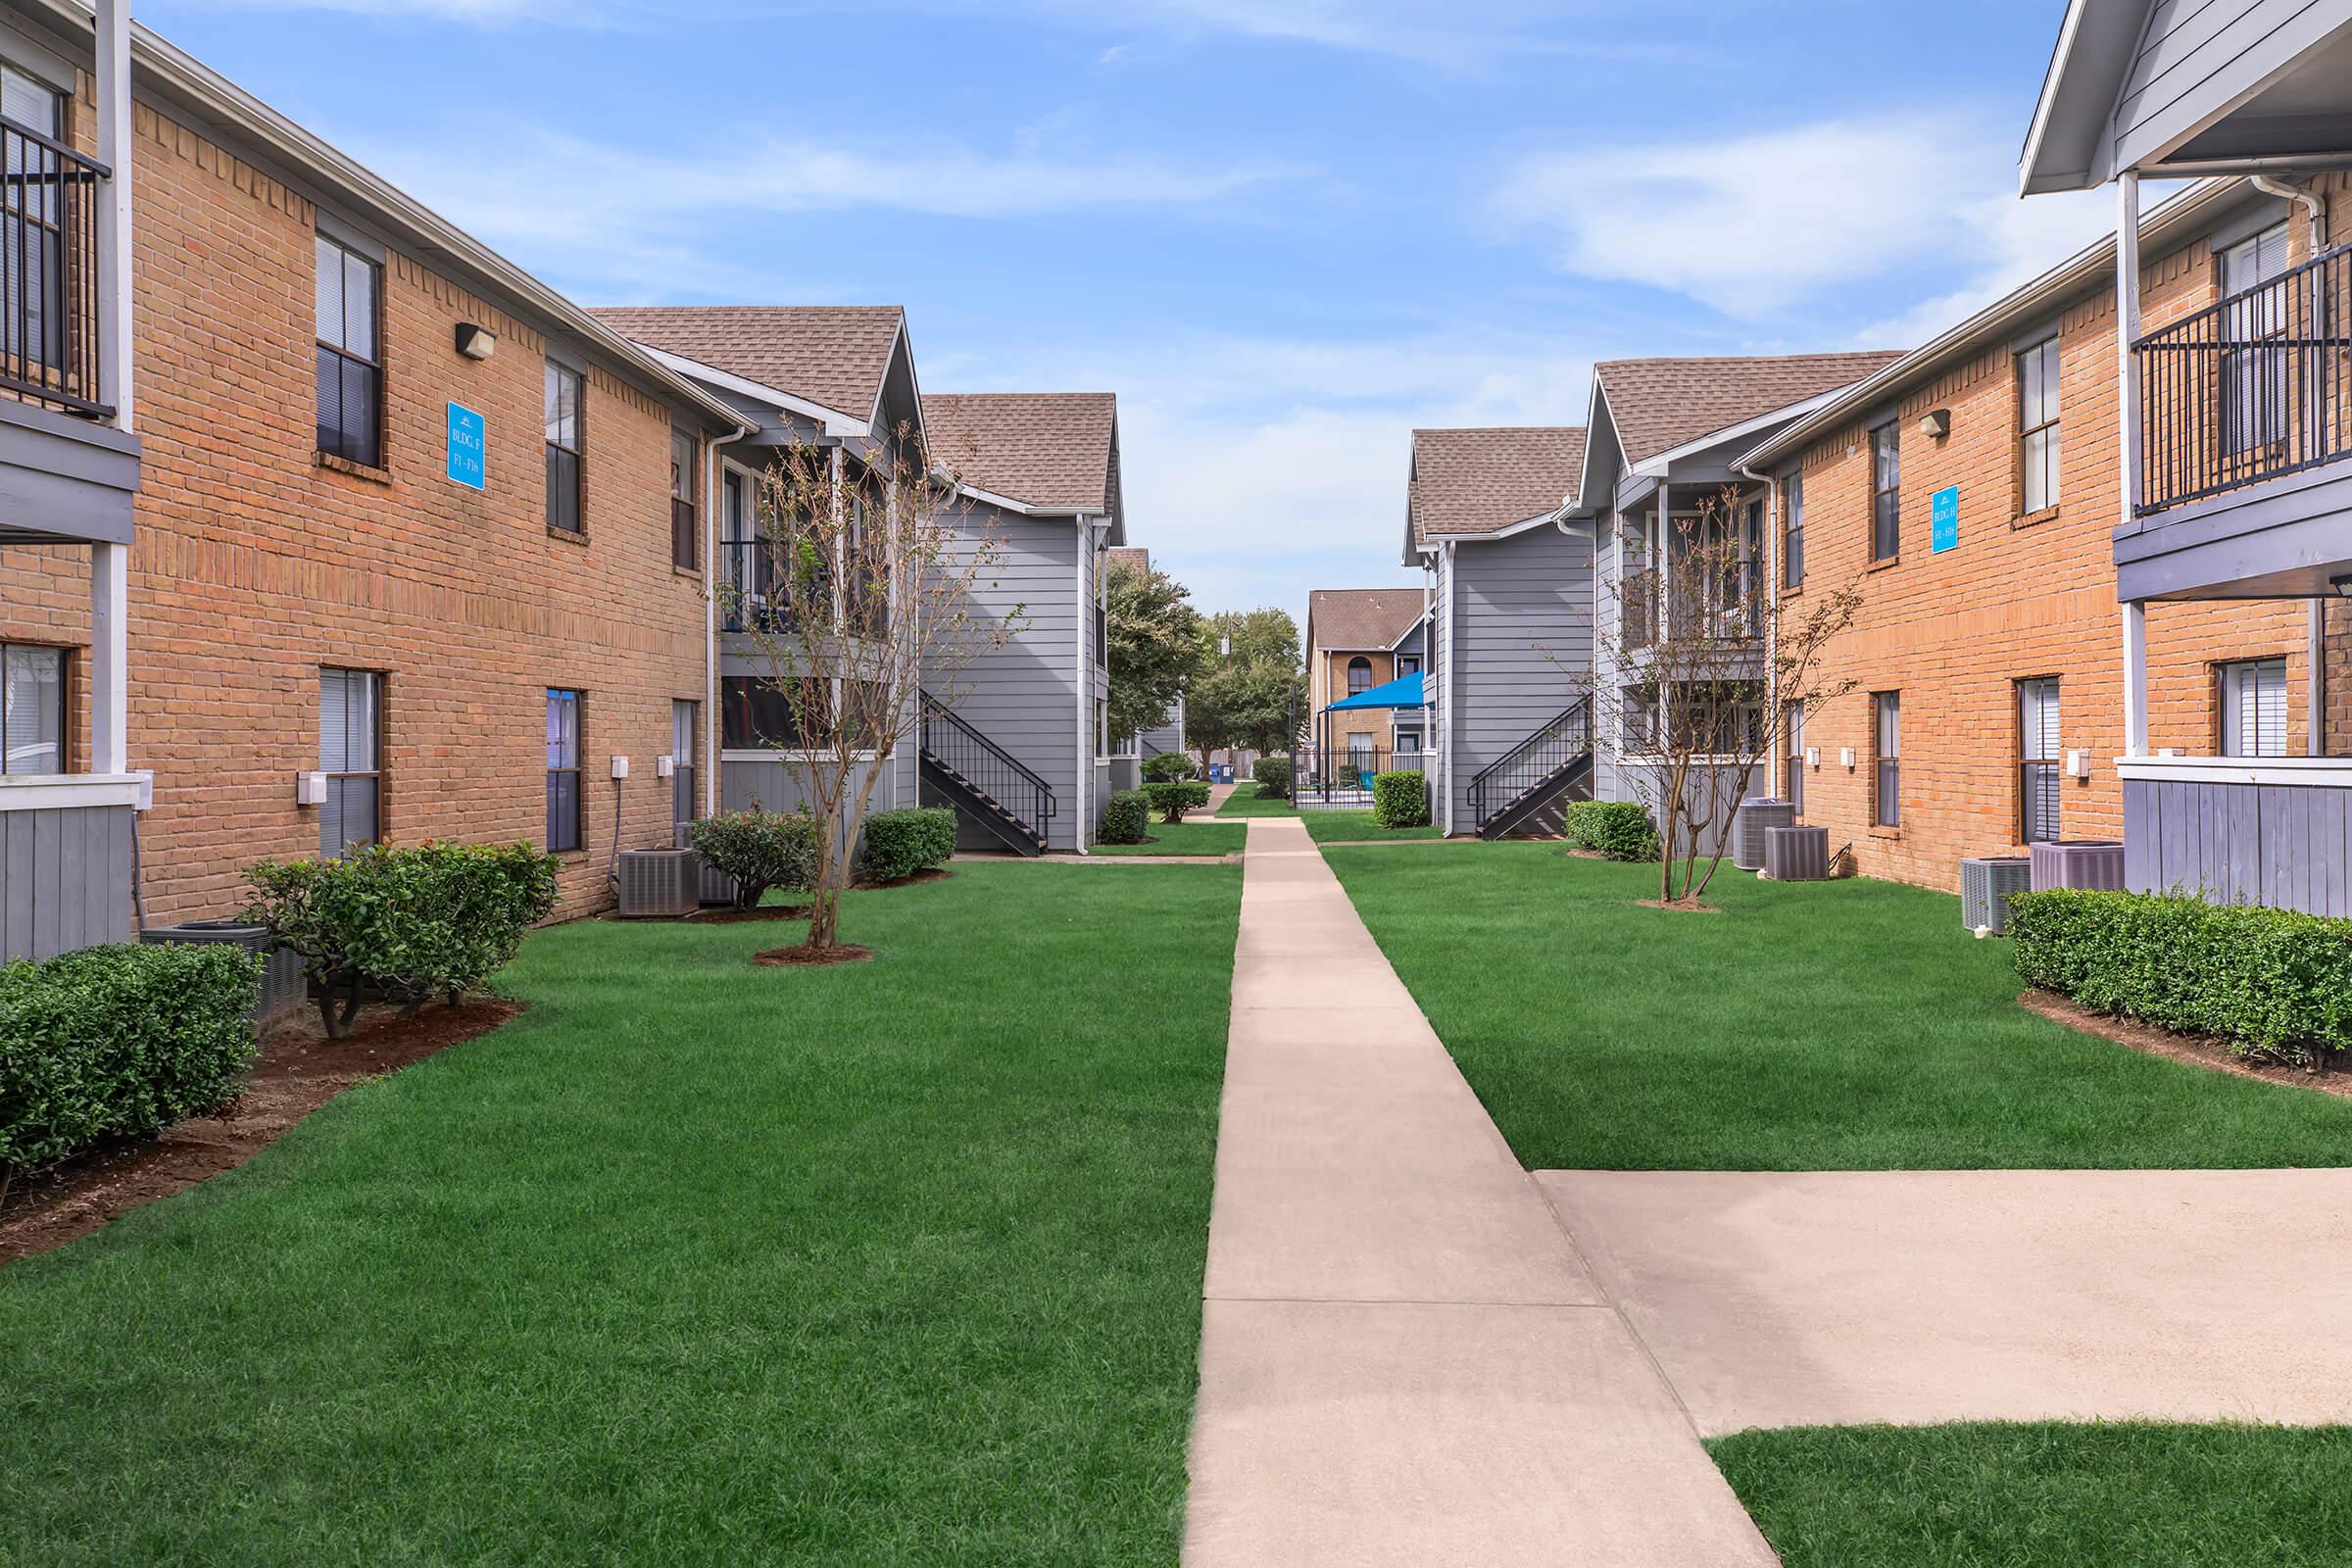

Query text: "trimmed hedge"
[686, 808, 819, 912]
[1371, 769, 1430, 827]
[1251, 758, 1292, 801]
[247, 841, 562, 1037]
[1102, 789, 1151, 845]
[862, 808, 956, 883]
[1562, 799, 1660, 861]
[2010, 888, 2352, 1065]
[1143, 779, 1212, 824]
[1, 942, 260, 1185]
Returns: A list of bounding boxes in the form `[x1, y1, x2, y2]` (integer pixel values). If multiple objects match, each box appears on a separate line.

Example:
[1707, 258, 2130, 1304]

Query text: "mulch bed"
[1637, 897, 1722, 914]
[2020, 989, 2350, 1099]
[0, 998, 523, 1267]
[754, 944, 874, 967]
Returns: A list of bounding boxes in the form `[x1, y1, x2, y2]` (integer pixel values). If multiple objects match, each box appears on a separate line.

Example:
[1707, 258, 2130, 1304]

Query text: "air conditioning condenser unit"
[616, 849, 700, 918]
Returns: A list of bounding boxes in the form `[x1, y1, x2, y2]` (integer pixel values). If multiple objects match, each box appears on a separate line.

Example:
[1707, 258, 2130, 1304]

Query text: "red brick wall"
[0, 82, 708, 922]
[1318, 649, 1397, 749]
[1781, 203, 2318, 894]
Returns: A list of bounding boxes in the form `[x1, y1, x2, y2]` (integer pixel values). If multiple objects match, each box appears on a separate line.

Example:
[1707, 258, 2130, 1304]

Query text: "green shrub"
[1371, 769, 1430, 827]
[2010, 888, 2352, 1065]
[1563, 799, 1659, 861]
[1143, 779, 1212, 824]
[685, 808, 819, 913]
[1102, 789, 1151, 845]
[1251, 758, 1292, 801]
[1, 942, 260, 1187]
[247, 841, 562, 1037]
[1142, 752, 1196, 782]
[861, 808, 956, 883]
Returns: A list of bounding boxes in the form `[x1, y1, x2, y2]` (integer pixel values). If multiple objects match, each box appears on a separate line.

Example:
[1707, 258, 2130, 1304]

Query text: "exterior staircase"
[1471, 700, 1594, 841]
[919, 692, 1055, 856]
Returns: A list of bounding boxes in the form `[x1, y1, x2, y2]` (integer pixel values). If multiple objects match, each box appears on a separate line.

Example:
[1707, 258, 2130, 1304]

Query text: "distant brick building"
[1303, 586, 1427, 776]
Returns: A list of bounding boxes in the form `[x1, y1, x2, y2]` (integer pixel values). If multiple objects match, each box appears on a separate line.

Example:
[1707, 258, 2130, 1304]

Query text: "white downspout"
[1073, 517, 1095, 855]
[90, 0, 132, 788]
[1441, 539, 1457, 836]
[704, 422, 753, 819]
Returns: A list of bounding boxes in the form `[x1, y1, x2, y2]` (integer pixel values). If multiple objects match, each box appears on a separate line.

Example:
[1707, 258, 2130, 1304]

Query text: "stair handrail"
[1468, 698, 1593, 829]
[919, 691, 1058, 839]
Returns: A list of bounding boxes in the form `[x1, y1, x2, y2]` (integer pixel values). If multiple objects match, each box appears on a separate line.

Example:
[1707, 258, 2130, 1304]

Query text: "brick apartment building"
[1302, 587, 1427, 774]
[1740, 176, 2342, 892]
[0, 2, 742, 941]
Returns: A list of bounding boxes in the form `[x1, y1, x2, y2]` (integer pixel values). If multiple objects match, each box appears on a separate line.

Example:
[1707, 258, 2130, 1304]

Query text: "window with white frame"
[2219, 658, 2287, 758]
[545, 363, 584, 533]
[1873, 691, 1901, 827]
[2017, 336, 2061, 514]
[1870, 424, 1901, 562]
[545, 688, 583, 852]
[315, 233, 382, 467]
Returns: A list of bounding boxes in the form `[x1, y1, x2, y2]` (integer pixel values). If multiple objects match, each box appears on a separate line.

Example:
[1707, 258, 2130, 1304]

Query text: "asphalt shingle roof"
[1408, 427, 1588, 547]
[587, 306, 905, 421]
[1106, 546, 1150, 574]
[1593, 351, 1906, 466]
[920, 392, 1118, 514]
[1308, 587, 1426, 652]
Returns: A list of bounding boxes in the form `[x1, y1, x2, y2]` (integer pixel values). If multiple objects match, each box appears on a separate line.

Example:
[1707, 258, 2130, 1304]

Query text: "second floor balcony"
[717, 537, 889, 639]
[0, 113, 113, 422]
[2134, 236, 2351, 517]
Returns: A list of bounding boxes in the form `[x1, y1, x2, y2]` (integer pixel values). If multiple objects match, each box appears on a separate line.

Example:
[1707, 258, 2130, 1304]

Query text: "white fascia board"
[636, 345, 869, 438]
[874, 315, 926, 449]
[2019, 0, 2097, 195]
[949, 480, 1072, 518]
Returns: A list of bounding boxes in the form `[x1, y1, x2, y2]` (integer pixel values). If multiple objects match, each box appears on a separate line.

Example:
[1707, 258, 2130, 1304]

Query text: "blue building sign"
[1931, 485, 1958, 554]
[446, 402, 486, 490]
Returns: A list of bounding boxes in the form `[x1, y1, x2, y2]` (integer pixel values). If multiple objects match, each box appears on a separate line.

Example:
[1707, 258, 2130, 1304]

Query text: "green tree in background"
[1104, 557, 1203, 745]
[1186, 608, 1304, 776]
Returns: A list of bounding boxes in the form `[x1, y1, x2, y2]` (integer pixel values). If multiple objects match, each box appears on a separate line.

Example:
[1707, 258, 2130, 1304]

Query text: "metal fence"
[1295, 745, 1428, 808]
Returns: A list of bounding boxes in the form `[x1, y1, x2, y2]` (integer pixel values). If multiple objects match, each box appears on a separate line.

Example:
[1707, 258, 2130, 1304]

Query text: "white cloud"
[1493, 112, 2114, 326]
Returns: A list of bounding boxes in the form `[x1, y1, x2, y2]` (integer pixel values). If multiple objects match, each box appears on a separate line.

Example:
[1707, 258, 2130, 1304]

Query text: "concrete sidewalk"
[1183, 816, 1775, 1567]
[1544, 1168, 2352, 1435]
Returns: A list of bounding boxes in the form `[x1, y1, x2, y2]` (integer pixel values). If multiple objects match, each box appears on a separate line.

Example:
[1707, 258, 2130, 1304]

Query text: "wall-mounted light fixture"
[2331, 572, 2352, 598]
[1916, 408, 1951, 440]
[456, 322, 498, 361]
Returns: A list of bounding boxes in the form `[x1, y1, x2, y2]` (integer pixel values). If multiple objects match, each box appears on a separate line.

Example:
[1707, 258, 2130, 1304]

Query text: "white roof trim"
[633, 345, 869, 438]
[947, 478, 1093, 520]
[2019, 0, 2096, 195]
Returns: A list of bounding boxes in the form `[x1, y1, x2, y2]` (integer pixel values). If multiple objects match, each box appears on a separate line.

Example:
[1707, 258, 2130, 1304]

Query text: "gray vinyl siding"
[926, 499, 1090, 851]
[1, 804, 133, 960]
[2112, 0, 2352, 173]
[0, 401, 141, 546]
[2126, 773, 2352, 913]
[1444, 524, 1592, 833]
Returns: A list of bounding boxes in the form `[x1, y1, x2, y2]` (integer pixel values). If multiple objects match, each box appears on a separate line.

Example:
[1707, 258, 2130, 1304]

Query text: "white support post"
[89, 542, 128, 775]
[2117, 172, 2148, 760]
[94, 0, 132, 430]
[702, 436, 720, 820]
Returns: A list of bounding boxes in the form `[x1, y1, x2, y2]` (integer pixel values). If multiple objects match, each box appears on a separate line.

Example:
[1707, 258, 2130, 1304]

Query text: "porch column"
[2123, 599, 2149, 758]
[90, 543, 128, 775]
[95, 0, 132, 427]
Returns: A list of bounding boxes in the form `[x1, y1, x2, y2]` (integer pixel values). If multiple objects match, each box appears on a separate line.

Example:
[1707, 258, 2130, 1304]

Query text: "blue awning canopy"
[1323, 671, 1426, 712]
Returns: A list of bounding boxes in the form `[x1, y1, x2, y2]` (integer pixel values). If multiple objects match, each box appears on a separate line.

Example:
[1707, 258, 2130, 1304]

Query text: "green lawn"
[1093, 818, 1247, 857]
[1213, 782, 1295, 816]
[1709, 1423, 2352, 1567]
[0, 862, 1241, 1565]
[1322, 842, 2352, 1169]
[1300, 810, 1444, 844]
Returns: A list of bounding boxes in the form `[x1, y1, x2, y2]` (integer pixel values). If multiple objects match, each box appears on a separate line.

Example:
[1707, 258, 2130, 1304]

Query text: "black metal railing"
[1620, 568, 1655, 650]
[2135, 238, 2352, 515]
[920, 691, 1055, 843]
[1296, 745, 1426, 804]
[1468, 699, 1592, 831]
[717, 538, 790, 633]
[0, 116, 109, 419]
[1094, 601, 1107, 667]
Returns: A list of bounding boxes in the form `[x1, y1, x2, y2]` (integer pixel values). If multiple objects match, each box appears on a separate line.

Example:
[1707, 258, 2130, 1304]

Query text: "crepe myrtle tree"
[719, 430, 1016, 956]
[1104, 555, 1202, 747]
[1569, 484, 1859, 908]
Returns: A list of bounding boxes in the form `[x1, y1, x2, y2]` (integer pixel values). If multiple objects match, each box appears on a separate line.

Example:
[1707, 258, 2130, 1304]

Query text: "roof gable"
[920, 392, 1118, 515]
[1307, 587, 1426, 651]
[588, 306, 906, 424]
[1592, 353, 1906, 469]
[1407, 427, 1588, 549]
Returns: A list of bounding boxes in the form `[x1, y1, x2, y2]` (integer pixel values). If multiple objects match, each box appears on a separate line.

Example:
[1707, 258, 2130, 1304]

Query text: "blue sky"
[143, 0, 2112, 622]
